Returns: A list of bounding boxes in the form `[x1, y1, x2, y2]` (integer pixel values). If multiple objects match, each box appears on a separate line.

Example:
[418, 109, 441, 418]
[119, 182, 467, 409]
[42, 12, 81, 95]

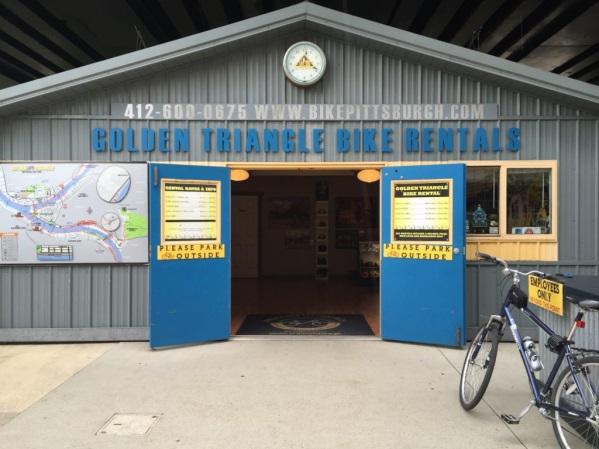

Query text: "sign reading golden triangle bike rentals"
[386, 179, 453, 261]
[528, 275, 564, 316]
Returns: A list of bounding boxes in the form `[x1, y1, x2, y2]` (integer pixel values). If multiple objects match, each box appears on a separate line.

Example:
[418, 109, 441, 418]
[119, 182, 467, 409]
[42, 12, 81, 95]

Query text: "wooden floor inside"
[231, 278, 380, 335]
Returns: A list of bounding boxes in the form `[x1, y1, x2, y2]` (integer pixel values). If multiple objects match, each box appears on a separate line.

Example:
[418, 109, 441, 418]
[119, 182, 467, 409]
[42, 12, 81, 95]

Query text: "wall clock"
[283, 41, 326, 86]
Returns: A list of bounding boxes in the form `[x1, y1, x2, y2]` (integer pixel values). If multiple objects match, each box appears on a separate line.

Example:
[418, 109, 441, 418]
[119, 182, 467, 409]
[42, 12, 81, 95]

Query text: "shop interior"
[230, 169, 380, 336]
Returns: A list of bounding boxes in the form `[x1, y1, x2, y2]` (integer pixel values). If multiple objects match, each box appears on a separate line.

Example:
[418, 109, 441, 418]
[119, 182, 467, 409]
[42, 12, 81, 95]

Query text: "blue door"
[149, 163, 230, 348]
[380, 164, 466, 347]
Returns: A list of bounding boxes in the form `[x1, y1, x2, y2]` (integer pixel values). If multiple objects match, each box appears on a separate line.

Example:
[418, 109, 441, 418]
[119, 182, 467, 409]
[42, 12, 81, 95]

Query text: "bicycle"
[459, 252, 599, 449]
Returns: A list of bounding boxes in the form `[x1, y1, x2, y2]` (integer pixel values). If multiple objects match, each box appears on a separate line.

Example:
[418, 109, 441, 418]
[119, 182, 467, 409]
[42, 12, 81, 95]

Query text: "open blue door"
[149, 163, 230, 349]
[381, 164, 466, 347]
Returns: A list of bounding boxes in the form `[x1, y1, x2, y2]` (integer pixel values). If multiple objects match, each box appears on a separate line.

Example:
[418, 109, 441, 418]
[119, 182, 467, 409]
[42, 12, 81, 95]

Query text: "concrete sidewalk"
[0, 340, 558, 449]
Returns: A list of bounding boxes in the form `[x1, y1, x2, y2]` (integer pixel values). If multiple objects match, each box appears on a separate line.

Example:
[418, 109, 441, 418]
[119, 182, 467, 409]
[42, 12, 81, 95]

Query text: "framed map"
[0, 163, 148, 264]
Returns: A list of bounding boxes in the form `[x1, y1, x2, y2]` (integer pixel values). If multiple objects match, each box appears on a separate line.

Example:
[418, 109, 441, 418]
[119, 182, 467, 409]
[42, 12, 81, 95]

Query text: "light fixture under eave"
[357, 169, 380, 183]
[231, 169, 250, 182]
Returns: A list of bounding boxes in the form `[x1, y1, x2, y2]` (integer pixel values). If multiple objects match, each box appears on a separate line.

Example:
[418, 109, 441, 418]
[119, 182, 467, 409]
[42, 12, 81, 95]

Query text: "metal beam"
[20, 0, 103, 61]
[387, 0, 402, 25]
[507, 0, 596, 62]
[180, 0, 210, 32]
[0, 3, 82, 67]
[462, 0, 521, 48]
[0, 48, 44, 79]
[0, 58, 35, 83]
[221, 0, 244, 23]
[551, 43, 599, 74]
[261, 0, 276, 13]
[0, 29, 62, 73]
[409, 0, 441, 34]
[125, 0, 179, 43]
[437, 0, 482, 42]
[570, 58, 599, 80]
[142, 0, 180, 40]
[487, 0, 562, 57]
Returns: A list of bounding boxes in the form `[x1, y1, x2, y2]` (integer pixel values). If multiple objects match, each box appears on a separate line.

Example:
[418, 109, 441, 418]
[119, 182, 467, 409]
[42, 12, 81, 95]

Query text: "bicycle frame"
[499, 286, 596, 420]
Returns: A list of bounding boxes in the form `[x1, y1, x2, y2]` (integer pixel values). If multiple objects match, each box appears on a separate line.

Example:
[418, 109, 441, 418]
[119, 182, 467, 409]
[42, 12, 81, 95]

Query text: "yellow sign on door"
[528, 275, 564, 316]
[157, 243, 225, 260]
[383, 243, 453, 260]
[391, 180, 452, 244]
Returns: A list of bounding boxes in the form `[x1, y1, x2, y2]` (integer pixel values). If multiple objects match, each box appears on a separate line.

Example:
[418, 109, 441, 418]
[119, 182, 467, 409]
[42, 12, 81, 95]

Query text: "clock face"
[101, 212, 121, 232]
[283, 41, 326, 86]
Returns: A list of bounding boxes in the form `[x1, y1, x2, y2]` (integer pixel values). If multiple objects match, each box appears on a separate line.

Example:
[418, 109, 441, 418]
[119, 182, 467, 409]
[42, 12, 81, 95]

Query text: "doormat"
[236, 314, 374, 336]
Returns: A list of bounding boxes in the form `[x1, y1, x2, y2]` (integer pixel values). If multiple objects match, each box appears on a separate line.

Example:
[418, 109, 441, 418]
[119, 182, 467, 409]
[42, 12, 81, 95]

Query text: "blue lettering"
[109, 128, 123, 152]
[422, 128, 433, 152]
[202, 128, 212, 153]
[92, 128, 106, 152]
[382, 128, 393, 153]
[142, 128, 155, 152]
[336, 128, 350, 153]
[233, 128, 242, 152]
[438, 128, 453, 152]
[508, 127, 521, 152]
[298, 129, 308, 153]
[473, 128, 489, 152]
[126, 128, 138, 152]
[405, 128, 419, 152]
[264, 129, 279, 153]
[457, 128, 469, 152]
[173, 128, 189, 152]
[353, 129, 361, 152]
[283, 129, 295, 153]
[312, 128, 324, 153]
[246, 128, 260, 152]
[158, 128, 169, 152]
[492, 128, 502, 152]
[363, 129, 377, 152]
[216, 128, 231, 152]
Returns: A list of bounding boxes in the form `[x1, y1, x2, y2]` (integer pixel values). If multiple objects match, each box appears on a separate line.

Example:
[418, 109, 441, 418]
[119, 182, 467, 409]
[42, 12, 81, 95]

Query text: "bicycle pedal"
[501, 414, 520, 425]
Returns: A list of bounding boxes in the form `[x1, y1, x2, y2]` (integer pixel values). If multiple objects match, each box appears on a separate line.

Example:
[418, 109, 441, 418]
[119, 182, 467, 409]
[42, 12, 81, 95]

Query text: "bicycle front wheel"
[459, 323, 500, 410]
[552, 356, 599, 449]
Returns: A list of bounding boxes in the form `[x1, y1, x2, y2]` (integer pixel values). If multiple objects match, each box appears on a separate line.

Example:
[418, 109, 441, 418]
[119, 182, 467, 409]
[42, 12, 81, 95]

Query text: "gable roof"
[0, 1, 598, 114]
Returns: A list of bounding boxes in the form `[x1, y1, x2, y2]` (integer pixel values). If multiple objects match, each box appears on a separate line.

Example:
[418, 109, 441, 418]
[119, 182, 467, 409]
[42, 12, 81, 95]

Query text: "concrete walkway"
[0, 340, 559, 449]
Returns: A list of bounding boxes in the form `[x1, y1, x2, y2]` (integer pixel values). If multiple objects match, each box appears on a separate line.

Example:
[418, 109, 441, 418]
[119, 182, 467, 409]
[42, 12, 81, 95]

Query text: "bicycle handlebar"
[475, 251, 548, 279]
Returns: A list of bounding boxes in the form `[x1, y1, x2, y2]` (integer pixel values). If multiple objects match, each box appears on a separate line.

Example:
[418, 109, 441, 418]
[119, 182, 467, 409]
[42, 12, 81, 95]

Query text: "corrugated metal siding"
[0, 31, 597, 341]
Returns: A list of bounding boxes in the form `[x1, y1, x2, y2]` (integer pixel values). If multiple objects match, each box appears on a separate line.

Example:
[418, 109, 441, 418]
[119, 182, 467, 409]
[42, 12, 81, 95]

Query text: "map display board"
[0, 163, 148, 264]
[391, 180, 452, 243]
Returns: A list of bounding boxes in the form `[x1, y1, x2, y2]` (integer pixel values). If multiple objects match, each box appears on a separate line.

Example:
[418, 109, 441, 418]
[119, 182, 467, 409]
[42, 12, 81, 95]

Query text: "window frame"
[466, 160, 557, 243]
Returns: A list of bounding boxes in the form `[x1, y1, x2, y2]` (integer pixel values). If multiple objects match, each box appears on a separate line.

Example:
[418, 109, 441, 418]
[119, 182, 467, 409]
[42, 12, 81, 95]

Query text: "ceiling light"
[231, 169, 250, 181]
[357, 169, 380, 183]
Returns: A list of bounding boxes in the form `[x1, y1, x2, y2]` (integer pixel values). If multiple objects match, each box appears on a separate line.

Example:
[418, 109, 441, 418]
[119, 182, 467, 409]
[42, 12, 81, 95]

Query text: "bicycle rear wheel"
[552, 356, 599, 449]
[459, 323, 500, 410]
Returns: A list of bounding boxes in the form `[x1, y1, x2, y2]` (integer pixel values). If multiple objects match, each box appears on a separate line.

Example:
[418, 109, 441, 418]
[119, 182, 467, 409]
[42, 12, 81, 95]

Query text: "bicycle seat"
[578, 299, 599, 311]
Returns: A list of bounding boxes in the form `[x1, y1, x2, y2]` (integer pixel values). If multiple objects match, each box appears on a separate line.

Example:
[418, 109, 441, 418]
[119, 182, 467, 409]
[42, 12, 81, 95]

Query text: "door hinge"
[153, 166, 158, 187]
[456, 327, 462, 346]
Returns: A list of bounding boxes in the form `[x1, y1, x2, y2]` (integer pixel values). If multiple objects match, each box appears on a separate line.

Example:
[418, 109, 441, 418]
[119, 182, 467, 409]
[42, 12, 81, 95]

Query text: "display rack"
[315, 200, 329, 280]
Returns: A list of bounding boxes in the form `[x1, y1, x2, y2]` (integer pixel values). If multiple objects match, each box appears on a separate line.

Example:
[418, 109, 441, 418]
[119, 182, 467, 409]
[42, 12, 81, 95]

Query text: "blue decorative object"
[472, 204, 488, 232]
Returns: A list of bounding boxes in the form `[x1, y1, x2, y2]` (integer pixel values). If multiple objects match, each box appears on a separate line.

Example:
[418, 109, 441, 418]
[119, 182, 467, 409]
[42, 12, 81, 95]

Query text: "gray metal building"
[0, 3, 598, 354]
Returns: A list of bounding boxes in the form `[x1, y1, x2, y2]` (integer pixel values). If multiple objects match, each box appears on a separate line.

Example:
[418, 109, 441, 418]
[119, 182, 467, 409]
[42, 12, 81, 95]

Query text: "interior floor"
[231, 278, 379, 335]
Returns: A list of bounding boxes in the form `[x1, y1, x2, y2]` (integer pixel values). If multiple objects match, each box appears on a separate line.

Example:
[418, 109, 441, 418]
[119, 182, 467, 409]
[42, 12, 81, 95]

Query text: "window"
[465, 162, 556, 240]
[464, 161, 556, 261]
[507, 168, 552, 235]
[467, 167, 499, 235]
